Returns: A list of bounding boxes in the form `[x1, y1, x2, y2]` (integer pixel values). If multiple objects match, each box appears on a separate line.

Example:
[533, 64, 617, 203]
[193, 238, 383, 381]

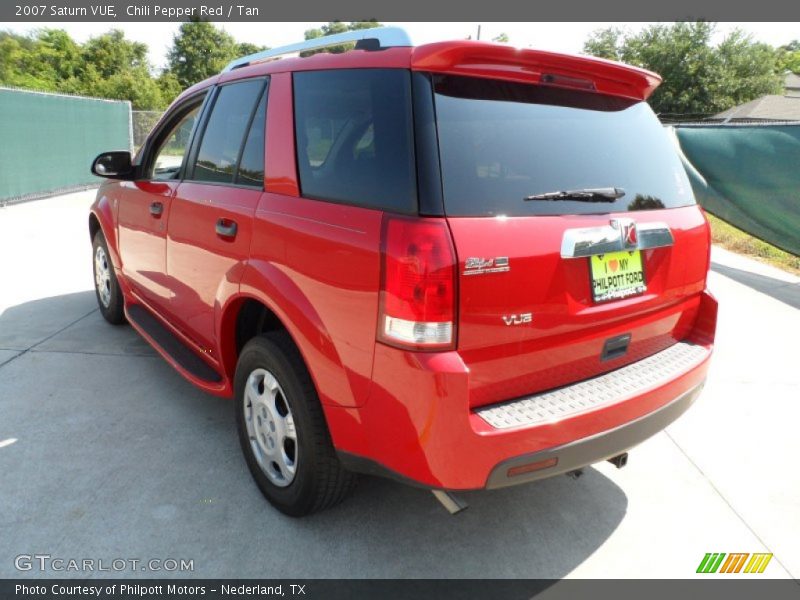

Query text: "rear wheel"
[235, 333, 356, 516]
[92, 231, 126, 324]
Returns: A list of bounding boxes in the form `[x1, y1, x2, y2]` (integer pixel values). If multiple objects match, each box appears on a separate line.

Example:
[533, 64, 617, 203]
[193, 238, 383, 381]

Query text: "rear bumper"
[485, 381, 702, 489]
[329, 341, 711, 490]
[326, 291, 717, 491]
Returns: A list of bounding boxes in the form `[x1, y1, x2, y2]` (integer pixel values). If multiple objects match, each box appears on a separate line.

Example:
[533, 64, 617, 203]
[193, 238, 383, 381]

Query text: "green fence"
[0, 87, 131, 203]
[672, 124, 800, 257]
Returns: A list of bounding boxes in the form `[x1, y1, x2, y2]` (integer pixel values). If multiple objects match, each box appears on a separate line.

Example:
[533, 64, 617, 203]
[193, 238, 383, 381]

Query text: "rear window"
[433, 75, 695, 217]
[293, 69, 416, 213]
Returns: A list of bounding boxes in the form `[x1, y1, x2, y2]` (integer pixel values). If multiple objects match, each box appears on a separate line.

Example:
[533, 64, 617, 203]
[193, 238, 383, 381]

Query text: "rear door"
[167, 78, 267, 355]
[431, 74, 710, 408]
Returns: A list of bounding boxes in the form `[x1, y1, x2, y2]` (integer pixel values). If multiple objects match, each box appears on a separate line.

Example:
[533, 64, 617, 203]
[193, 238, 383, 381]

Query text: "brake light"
[378, 216, 457, 350]
[540, 73, 596, 91]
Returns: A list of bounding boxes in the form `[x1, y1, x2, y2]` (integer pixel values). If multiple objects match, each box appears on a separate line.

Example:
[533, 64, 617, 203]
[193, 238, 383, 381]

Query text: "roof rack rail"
[222, 26, 414, 72]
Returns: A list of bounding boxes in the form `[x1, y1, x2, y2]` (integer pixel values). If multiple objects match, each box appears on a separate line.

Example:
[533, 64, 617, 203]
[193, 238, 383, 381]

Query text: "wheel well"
[89, 213, 101, 242]
[224, 299, 290, 380]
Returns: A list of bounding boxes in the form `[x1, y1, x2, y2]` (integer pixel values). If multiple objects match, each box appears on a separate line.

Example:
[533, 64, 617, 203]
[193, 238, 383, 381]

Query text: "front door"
[117, 96, 205, 311]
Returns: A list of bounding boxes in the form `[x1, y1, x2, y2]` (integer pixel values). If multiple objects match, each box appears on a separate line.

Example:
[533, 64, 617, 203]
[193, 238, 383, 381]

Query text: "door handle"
[149, 202, 164, 217]
[215, 218, 238, 239]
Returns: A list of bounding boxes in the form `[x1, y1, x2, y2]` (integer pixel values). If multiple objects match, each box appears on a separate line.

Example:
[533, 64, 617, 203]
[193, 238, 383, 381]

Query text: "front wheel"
[92, 231, 126, 324]
[235, 333, 356, 516]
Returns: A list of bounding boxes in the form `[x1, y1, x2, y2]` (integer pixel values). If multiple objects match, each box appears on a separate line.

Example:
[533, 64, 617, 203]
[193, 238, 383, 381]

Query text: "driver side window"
[149, 103, 202, 181]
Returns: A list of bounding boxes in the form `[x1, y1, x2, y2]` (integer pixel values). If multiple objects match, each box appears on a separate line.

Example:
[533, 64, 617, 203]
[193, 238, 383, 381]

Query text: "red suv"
[89, 27, 717, 516]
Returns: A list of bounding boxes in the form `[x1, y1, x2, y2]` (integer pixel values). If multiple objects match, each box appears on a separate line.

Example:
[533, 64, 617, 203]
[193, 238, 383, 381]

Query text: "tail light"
[378, 216, 457, 351]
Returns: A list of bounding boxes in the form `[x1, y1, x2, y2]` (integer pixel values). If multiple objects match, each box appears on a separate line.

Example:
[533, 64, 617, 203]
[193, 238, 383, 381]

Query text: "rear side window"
[236, 91, 267, 187]
[433, 75, 696, 217]
[191, 79, 266, 186]
[293, 69, 416, 213]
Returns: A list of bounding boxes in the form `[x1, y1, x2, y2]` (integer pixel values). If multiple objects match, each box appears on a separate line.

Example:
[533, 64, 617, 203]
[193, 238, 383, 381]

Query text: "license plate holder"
[589, 250, 646, 303]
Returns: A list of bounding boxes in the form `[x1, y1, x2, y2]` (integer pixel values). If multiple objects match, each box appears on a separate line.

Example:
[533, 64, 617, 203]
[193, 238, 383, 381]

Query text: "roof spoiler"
[411, 41, 662, 101]
[223, 26, 414, 72]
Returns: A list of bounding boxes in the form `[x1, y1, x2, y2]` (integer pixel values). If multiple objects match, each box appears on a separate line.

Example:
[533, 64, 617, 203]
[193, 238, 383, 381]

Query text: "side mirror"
[91, 151, 134, 179]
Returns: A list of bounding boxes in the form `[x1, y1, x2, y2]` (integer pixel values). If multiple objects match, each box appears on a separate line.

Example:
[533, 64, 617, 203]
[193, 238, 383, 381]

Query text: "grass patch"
[707, 213, 800, 275]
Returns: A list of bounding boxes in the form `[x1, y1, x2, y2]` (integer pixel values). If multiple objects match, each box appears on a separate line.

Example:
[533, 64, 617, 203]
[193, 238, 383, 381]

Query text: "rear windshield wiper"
[524, 187, 625, 202]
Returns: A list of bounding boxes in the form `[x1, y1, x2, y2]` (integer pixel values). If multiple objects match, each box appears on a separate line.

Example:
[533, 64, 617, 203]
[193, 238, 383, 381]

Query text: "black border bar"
[4, 579, 800, 600]
[2, 0, 800, 22]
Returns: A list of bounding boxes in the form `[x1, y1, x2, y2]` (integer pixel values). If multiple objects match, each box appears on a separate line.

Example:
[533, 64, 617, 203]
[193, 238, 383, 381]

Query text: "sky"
[6, 22, 800, 71]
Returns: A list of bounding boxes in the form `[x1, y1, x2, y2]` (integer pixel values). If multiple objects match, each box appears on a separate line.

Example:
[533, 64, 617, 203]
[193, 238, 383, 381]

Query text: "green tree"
[615, 22, 722, 115]
[0, 34, 18, 83]
[302, 21, 382, 55]
[2, 29, 82, 91]
[94, 66, 164, 109]
[0, 28, 166, 108]
[82, 29, 148, 78]
[76, 29, 164, 109]
[166, 21, 240, 88]
[777, 40, 800, 74]
[582, 27, 622, 61]
[0, 32, 54, 89]
[237, 42, 266, 56]
[36, 29, 82, 82]
[156, 70, 183, 106]
[160, 25, 265, 104]
[2, 25, 266, 109]
[583, 22, 784, 115]
[714, 30, 784, 109]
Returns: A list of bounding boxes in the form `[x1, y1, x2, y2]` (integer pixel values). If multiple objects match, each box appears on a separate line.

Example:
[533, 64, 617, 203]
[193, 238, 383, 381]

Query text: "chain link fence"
[132, 110, 163, 152]
[658, 113, 720, 125]
[661, 115, 800, 126]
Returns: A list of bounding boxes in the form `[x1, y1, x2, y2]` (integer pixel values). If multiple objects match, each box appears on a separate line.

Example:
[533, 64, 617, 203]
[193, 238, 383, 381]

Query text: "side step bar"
[127, 305, 222, 384]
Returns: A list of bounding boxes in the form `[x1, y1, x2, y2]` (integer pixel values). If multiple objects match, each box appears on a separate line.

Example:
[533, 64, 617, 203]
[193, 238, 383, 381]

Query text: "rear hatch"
[429, 71, 710, 408]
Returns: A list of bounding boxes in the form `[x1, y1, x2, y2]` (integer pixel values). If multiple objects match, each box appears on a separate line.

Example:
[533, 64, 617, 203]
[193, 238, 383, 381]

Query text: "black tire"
[235, 332, 356, 516]
[92, 231, 126, 325]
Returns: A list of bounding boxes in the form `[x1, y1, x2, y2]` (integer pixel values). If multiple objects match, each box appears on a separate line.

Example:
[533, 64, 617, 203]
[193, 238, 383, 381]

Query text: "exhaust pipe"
[432, 490, 468, 515]
[607, 452, 628, 469]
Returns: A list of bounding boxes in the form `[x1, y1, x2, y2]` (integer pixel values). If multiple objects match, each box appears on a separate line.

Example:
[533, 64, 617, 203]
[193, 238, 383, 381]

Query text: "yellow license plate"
[589, 250, 646, 303]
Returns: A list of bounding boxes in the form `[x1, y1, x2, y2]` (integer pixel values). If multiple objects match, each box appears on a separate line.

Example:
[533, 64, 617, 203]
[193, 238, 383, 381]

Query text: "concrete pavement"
[0, 191, 798, 579]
